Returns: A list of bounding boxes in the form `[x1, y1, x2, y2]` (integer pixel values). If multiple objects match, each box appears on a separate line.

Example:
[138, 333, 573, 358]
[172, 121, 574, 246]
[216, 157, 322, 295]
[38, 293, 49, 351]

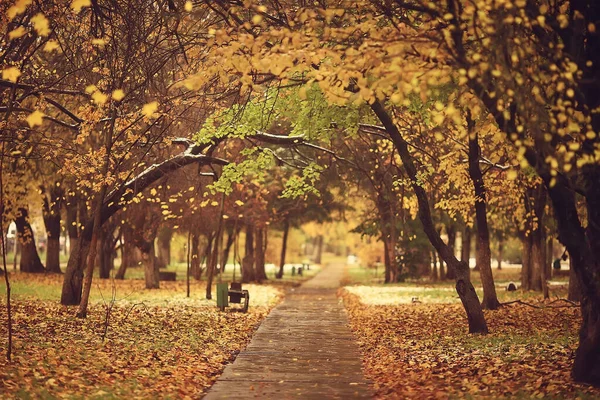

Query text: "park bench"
[216, 282, 249, 313]
[159, 271, 176, 281]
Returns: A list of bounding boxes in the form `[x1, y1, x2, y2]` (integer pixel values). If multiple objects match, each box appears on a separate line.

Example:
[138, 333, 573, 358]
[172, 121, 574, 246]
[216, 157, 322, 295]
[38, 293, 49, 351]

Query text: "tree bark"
[42, 185, 63, 273]
[15, 208, 45, 273]
[383, 238, 391, 283]
[461, 226, 471, 266]
[221, 222, 236, 274]
[143, 242, 159, 289]
[445, 224, 457, 279]
[156, 226, 172, 269]
[190, 233, 203, 280]
[497, 235, 503, 270]
[65, 192, 79, 256]
[520, 233, 533, 291]
[371, 100, 488, 333]
[255, 226, 268, 281]
[431, 248, 438, 281]
[276, 219, 289, 279]
[242, 222, 256, 283]
[568, 256, 581, 302]
[206, 200, 225, 300]
[99, 223, 117, 279]
[467, 123, 500, 310]
[314, 234, 324, 264]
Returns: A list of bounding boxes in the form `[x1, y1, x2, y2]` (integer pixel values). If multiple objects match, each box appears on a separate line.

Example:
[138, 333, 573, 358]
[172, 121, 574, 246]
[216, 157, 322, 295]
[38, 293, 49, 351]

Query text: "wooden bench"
[216, 282, 249, 313]
[159, 271, 176, 281]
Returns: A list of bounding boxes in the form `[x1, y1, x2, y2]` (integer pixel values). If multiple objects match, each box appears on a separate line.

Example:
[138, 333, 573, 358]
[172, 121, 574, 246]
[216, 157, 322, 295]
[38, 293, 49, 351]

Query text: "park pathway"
[203, 263, 372, 399]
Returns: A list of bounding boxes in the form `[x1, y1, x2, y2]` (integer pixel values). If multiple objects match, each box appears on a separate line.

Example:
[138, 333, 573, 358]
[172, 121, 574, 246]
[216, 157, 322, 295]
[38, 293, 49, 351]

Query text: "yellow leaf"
[211, 201, 218, 206]
[8, 26, 26, 39]
[252, 14, 263, 24]
[85, 84, 97, 94]
[91, 38, 106, 47]
[71, 0, 91, 13]
[506, 169, 518, 180]
[31, 13, 50, 36]
[188, 186, 195, 191]
[235, 200, 244, 206]
[2, 67, 21, 83]
[150, 188, 157, 196]
[142, 101, 159, 117]
[7, 0, 32, 21]
[91, 91, 108, 105]
[111, 89, 125, 101]
[184, 1, 192, 11]
[43, 40, 60, 52]
[26, 110, 44, 128]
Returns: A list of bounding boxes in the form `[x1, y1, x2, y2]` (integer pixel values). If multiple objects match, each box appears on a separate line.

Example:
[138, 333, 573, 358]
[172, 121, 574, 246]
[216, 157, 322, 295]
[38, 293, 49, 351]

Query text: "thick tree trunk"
[61, 238, 89, 305]
[467, 125, 500, 310]
[42, 184, 63, 273]
[143, 242, 159, 289]
[46, 238, 61, 274]
[15, 208, 44, 273]
[377, 192, 399, 282]
[276, 219, 289, 279]
[156, 226, 172, 269]
[371, 100, 487, 334]
[445, 224, 457, 280]
[383, 238, 391, 283]
[568, 256, 581, 302]
[242, 223, 256, 283]
[255, 226, 268, 282]
[461, 226, 471, 266]
[99, 225, 117, 279]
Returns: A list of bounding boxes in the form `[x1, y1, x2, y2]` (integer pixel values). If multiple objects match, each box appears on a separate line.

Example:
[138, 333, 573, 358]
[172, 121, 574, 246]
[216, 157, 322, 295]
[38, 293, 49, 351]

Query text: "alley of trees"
[1, 0, 600, 390]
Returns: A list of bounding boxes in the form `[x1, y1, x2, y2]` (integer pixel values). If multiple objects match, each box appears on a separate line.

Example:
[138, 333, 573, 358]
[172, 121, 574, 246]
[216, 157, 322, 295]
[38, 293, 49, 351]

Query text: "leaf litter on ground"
[340, 287, 600, 399]
[0, 273, 283, 399]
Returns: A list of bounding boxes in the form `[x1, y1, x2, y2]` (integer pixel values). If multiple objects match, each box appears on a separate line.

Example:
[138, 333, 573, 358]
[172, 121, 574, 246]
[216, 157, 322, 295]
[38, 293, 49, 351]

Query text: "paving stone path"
[203, 263, 372, 399]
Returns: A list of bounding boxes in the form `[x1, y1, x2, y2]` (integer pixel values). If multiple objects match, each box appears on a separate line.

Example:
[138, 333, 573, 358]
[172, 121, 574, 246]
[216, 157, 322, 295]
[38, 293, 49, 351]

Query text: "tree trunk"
[461, 226, 472, 266]
[156, 226, 172, 269]
[242, 222, 256, 283]
[46, 238, 61, 274]
[568, 256, 581, 302]
[15, 208, 45, 273]
[206, 198, 226, 299]
[530, 185, 546, 292]
[76, 185, 108, 318]
[497, 235, 503, 270]
[42, 184, 63, 273]
[255, 226, 268, 282]
[221, 223, 236, 274]
[314, 234, 324, 264]
[520, 233, 533, 291]
[276, 219, 289, 279]
[445, 224, 457, 280]
[143, 242, 159, 289]
[190, 233, 203, 280]
[99, 224, 117, 279]
[431, 249, 438, 281]
[467, 124, 500, 310]
[371, 100, 487, 334]
[383, 238, 391, 283]
[115, 228, 135, 280]
[65, 193, 79, 256]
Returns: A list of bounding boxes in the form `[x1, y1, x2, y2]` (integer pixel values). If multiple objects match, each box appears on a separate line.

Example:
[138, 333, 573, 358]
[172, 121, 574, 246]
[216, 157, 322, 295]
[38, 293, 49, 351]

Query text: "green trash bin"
[216, 282, 229, 311]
